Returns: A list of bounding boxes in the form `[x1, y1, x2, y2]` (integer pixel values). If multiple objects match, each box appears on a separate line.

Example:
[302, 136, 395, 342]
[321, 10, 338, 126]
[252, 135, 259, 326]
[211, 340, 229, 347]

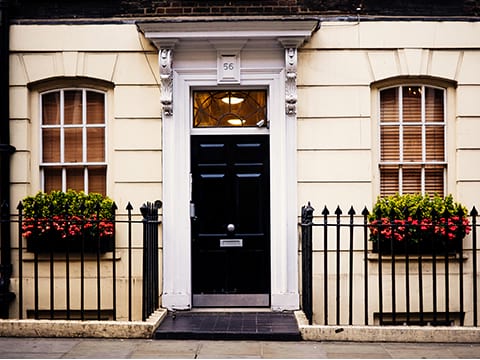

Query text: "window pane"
[42, 92, 60, 125]
[87, 128, 105, 162]
[380, 88, 398, 123]
[42, 128, 60, 163]
[380, 166, 399, 196]
[402, 86, 422, 122]
[425, 166, 444, 195]
[379, 85, 446, 196]
[403, 166, 422, 193]
[64, 128, 83, 162]
[193, 90, 267, 127]
[380, 126, 399, 161]
[87, 91, 105, 124]
[425, 87, 444, 123]
[66, 167, 84, 192]
[88, 166, 107, 195]
[64, 90, 83, 125]
[426, 125, 445, 161]
[403, 125, 422, 161]
[44, 167, 62, 192]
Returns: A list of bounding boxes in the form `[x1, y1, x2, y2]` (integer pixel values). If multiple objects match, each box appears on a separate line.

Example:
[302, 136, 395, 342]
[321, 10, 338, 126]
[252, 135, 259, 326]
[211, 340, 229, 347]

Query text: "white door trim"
[146, 19, 318, 311]
[162, 66, 299, 311]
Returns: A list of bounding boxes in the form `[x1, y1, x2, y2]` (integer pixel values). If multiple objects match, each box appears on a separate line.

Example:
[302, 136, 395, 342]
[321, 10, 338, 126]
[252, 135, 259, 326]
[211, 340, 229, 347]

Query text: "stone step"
[154, 311, 301, 341]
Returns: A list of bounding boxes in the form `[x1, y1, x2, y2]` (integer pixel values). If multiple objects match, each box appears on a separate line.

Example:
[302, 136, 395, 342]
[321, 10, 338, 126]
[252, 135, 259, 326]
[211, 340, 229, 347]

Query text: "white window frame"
[39, 88, 108, 193]
[378, 84, 447, 195]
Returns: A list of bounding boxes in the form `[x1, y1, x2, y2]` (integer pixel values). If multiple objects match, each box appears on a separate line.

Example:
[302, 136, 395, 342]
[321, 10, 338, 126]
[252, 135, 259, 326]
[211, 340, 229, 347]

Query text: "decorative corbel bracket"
[159, 48, 174, 117]
[285, 47, 298, 116]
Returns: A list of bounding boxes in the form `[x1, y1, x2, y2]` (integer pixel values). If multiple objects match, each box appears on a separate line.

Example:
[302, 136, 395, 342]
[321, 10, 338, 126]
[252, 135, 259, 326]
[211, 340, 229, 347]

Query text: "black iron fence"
[300, 202, 479, 327]
[1, 200, 161, 321]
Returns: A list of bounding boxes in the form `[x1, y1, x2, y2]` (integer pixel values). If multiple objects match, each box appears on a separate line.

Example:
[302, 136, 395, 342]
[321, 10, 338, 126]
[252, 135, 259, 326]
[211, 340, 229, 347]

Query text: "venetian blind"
[379, 86, 445, 196]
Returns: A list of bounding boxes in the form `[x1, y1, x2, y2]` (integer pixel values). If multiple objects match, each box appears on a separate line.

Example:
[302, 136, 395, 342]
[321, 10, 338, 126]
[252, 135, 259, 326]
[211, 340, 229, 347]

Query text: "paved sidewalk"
[0, 338, 479, 358]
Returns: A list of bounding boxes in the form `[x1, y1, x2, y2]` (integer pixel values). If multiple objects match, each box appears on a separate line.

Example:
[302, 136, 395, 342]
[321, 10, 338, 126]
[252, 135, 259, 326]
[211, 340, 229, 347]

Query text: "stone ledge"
[0, 309, 167, 339]
[294, 311, 480, 343]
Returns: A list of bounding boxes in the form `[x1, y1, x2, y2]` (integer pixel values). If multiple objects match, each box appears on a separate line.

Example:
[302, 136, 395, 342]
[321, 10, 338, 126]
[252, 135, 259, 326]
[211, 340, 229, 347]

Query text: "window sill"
[367, 252, 468, 262]
[20, 251, 121, 261]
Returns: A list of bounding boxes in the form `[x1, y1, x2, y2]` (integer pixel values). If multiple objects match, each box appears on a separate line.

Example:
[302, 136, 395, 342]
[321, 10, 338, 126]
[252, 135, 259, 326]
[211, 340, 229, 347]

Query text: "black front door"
[191, 135, 270, 307]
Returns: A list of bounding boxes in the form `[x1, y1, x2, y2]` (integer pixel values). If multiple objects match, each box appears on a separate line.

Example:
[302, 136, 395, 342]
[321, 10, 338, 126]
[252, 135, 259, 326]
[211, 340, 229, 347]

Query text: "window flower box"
[21, 190, 115, 254]
[368, 194, 471, 256]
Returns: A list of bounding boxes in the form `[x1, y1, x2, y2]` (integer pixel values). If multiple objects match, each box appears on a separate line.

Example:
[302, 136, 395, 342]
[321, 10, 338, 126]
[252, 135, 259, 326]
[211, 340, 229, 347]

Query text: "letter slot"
[219, 239, 243, 248]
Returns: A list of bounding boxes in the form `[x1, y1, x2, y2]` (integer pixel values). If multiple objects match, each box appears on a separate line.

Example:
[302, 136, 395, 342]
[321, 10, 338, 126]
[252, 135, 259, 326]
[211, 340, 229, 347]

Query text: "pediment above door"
[137, 18, 319, 49]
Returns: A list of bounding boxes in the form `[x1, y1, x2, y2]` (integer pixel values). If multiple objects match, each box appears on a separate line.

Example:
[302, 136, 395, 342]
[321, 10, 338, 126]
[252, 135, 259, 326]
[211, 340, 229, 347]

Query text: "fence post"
[471, 206, 478, 327]
[140, 200, 162, 321]
[301, 202, 314, 325]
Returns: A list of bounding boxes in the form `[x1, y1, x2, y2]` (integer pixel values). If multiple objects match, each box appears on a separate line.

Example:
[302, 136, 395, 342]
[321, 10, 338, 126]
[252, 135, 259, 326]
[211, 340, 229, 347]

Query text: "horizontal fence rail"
[300, 202, 479, 327]
[0, 200, 161, 321]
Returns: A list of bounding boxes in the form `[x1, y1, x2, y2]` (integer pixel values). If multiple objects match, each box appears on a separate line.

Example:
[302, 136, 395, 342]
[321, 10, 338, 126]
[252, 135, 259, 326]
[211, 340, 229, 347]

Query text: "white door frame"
[138, 19, 318, 311]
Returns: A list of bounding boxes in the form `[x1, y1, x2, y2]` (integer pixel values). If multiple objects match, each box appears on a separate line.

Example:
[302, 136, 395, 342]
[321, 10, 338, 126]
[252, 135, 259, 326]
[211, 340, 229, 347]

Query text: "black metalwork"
[300, 202, 314, 325]
[335, 206, 342, 325]
[348, 206, 355, 325]
[299, 202, 478, 327]
[361, 207, 369, 325]
[10, 200, 161, 321]
[322, 206, 329, 325]
[140, 200, 162, 321]
[471, 207, 478, 327]
[126, 202, 133, 322]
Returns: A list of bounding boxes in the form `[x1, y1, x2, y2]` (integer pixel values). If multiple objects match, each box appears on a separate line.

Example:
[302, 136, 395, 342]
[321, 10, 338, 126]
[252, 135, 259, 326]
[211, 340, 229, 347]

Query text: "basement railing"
[0, 200, 161, 321]
[300, 203, 479, 327]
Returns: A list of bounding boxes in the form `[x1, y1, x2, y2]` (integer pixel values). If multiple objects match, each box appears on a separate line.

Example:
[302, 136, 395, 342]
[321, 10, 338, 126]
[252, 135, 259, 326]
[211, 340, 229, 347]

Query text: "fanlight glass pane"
[193, 90, 267, 127]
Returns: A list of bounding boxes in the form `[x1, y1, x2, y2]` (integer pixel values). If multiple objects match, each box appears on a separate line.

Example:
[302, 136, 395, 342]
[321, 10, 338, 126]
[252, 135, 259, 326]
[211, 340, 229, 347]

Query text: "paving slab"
[0, 338, 479, 358]
[196, 340, 263, 358]
[129, 340, 199, 358]
[382, 343, 458, 359]
[63, 339, 137, 359]
[261, 341, 327, 358]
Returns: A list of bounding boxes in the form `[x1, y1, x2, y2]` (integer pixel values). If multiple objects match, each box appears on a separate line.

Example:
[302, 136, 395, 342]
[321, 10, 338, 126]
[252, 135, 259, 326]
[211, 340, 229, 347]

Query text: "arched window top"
[371, 75, 457, 91]
[28, 76, 114, 93]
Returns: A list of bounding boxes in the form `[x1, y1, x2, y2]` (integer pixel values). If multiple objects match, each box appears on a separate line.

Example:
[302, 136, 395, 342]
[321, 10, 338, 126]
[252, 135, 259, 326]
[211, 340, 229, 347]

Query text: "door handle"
[227, 223, 235, 232]
[190, 201, 197, 221]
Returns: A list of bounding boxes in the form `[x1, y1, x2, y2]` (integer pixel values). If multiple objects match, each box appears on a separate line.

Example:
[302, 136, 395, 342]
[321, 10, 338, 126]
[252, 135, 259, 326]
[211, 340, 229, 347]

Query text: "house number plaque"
[217, 53, 240, 84]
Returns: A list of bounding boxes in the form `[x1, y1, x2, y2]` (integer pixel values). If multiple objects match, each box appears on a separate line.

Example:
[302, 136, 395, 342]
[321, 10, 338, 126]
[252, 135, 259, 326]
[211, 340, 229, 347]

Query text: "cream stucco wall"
[7, 20, 480, 324]
[297, 21, 480, 325]
[9, 24, 162, 320]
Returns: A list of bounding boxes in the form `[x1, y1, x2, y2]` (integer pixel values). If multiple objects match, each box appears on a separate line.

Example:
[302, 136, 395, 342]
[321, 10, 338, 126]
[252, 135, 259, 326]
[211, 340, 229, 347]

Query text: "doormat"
[153, 311, 301, 341]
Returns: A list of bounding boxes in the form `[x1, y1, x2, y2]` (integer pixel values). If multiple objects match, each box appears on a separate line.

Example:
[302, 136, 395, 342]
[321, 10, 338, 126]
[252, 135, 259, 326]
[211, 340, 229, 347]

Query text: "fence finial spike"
[335, 205, 342, 216]
[361, 206, 369, 216]
[126, 202, 133, 211]
[322, 205, 330, 216]
[471, 206, 478, 217]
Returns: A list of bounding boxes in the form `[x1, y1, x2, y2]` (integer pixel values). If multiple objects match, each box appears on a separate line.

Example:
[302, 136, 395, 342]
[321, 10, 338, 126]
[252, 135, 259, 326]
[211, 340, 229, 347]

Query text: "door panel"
[191, 135, 270, 307]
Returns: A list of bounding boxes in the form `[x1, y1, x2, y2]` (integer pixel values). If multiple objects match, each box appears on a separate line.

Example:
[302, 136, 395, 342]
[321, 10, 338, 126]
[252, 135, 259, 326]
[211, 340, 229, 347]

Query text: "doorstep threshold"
[189, 307, 273, 313]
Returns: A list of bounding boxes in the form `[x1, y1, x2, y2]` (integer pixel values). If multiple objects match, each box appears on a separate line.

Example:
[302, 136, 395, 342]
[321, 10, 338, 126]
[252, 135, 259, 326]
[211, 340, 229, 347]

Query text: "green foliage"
[369, 193, 468, 222]
[368, 193, 471, 250]
[22, 190, 115, 220]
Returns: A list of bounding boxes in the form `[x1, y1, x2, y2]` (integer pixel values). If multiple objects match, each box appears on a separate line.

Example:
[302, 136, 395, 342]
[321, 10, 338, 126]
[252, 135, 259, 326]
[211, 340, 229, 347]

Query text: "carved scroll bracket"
[159, 48, 174, 117]
[285, 47, 298, 116]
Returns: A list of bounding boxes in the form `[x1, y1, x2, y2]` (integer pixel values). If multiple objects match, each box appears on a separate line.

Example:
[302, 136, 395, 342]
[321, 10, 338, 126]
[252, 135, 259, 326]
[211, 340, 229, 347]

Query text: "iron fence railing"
[300, 202, 479, 327]
[0, 200, 161, 321]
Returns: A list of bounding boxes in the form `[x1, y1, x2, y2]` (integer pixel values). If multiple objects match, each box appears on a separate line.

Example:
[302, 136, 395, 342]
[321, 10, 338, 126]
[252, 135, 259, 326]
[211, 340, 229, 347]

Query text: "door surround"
[138, 19, 318, 311]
